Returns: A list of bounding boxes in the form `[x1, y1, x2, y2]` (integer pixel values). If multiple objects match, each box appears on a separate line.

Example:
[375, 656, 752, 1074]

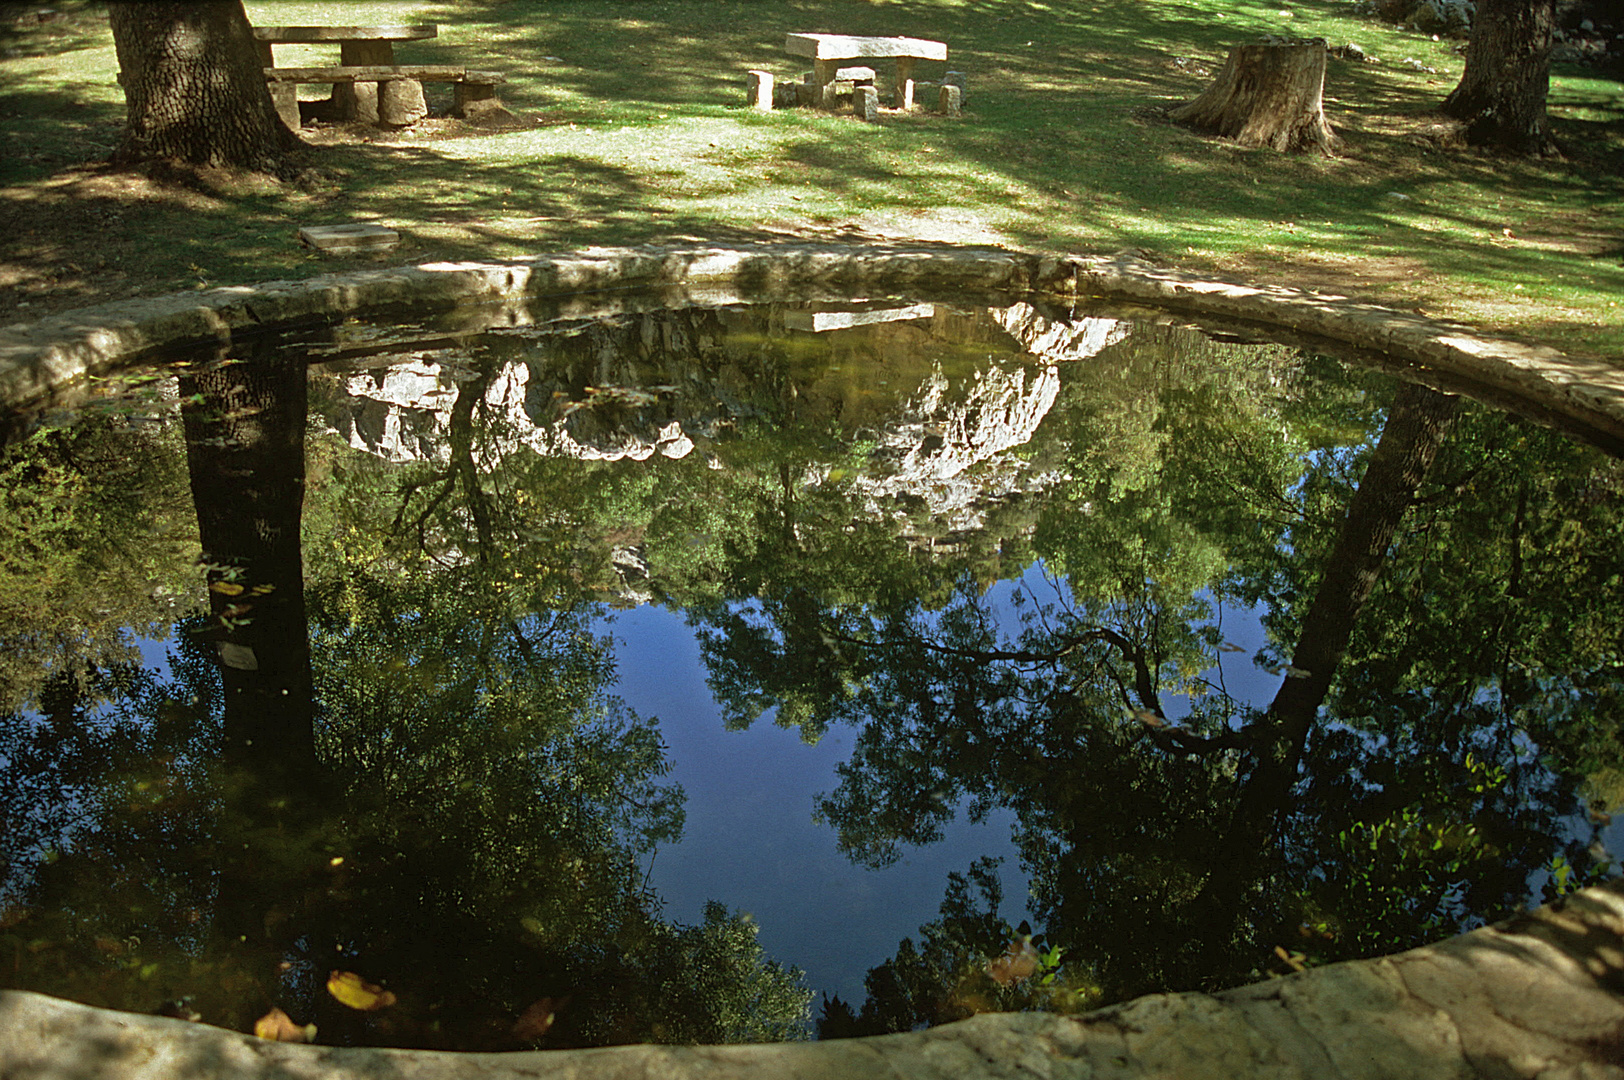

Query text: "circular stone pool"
[2, 245, 1622, 1079]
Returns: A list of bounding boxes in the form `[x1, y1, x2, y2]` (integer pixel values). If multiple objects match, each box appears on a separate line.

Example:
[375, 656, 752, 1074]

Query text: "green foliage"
[819, 859, 1098, 1038]
[0, 414, 197, 713]
[571, 901, 812, 1046]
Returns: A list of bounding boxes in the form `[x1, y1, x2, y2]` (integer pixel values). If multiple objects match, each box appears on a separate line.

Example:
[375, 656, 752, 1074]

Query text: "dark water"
[1, 292, 1620, 1050]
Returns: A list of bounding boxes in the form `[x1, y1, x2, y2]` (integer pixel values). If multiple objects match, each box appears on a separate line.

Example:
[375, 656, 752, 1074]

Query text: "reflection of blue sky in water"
[609, 602, 1027, 1007]
[609, 563, 1301, 1008]
[609, 562, 1297, 1007]
[40, 584, 1611, 1017]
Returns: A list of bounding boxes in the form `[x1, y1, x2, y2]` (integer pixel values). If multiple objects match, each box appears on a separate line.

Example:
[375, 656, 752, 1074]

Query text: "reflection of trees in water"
[0, 341, 811, 1049]
[317, 311, 1620, 1034]
[0, 411, 195, 715]
[3, 303, 1619, 1046]
[667, 330, 1619, 1035]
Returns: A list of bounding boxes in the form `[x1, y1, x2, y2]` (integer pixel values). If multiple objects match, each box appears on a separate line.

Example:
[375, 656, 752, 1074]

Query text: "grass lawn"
[1, 0, 1620, 359]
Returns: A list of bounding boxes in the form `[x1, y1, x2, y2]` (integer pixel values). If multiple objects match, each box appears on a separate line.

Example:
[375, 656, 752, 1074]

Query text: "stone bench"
[263, 65, 506, 127]
[784, 32, 947, 110]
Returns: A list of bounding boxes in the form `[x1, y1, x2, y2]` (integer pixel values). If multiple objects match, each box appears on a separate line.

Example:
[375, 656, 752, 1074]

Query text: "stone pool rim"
[1, 242, 1621, 452]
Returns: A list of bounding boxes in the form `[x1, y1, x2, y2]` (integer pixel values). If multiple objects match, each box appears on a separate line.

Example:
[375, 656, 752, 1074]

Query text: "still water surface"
[1, 293, 1619, 1048]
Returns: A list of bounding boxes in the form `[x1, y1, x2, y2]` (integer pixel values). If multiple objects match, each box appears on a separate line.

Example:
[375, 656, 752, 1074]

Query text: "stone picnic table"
[785, 32, 948, 110]
[253, 25, 505, 127]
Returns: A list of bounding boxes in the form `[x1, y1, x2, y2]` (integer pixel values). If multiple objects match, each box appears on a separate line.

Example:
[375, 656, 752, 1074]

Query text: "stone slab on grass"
[298, 223, 400, 252]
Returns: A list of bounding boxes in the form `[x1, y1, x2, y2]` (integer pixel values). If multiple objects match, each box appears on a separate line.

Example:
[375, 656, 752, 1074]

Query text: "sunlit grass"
[0, 0, 1619, 358]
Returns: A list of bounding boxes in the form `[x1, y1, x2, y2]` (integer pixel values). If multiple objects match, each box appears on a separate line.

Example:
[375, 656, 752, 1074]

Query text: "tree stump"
[1170, 39, 1338, 154]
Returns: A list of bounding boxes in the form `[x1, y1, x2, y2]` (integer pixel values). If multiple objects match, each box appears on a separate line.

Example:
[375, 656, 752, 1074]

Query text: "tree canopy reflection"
[1, 298, 1618, 1047]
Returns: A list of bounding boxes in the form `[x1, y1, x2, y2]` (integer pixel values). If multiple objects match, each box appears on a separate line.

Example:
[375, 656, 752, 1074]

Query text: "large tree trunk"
[1440, 0, 1561, 156]
[179, 347, 326, 991]
[107, 0, 299, 172]
[1170, 39, 1338, 154]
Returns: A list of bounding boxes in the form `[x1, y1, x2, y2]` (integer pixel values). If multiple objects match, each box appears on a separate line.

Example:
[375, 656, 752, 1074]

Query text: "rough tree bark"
[107, 0, 299, 172]
[1170, 39, 1338, 154]
[1440, 0, 1561, 156]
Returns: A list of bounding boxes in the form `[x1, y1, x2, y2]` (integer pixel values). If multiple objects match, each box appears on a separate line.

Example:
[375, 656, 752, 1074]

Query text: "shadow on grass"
[2, 0, 1618, 353]
[0, 86, 122, 184]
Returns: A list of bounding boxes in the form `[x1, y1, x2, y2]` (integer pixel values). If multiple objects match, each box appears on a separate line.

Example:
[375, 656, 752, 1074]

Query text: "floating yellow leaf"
[254, 1007, 317, 1042]
[512, 995, 568, 1041]
[1272, 945, 1307, 972]
[209, 581, 245, 596]
[327, 970, 396, 1011]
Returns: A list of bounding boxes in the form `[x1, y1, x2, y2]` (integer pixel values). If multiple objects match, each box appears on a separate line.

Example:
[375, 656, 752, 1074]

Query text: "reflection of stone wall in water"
[315, 304, 1128, 542]
[846, 305, 1130, 538]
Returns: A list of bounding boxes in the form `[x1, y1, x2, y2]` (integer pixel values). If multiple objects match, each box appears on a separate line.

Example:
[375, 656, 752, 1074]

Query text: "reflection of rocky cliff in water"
[316, 302, 1128, 535]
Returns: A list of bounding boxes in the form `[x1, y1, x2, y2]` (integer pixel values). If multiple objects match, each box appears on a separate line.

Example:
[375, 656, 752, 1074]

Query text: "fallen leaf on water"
[987, 940, 1040, 986]
[327, 970, 396, 1011]
[210, 581, 245, 596]
[512, 995, 570, 1040]
[254, 1007, 317, 1042]
[1272, 945, 1307, 972]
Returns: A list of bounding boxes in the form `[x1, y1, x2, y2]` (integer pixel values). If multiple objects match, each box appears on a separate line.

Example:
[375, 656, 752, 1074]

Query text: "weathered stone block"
[332, 81, 379, 123]
[378, 78, 427, 126]
[453, 76, 504, 117]
[858, 85, 879, 122]
[747, 69, 775, 110]
[268, 83, 300, 129]
[939, 83, 963, 116]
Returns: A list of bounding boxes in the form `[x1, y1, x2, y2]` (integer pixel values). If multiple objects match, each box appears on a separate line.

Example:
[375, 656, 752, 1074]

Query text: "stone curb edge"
[5, 878, 1623, 1079]
[1, 243, 1619, 449]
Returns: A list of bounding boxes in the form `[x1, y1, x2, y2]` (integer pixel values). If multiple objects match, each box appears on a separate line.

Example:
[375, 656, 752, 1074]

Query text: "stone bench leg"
[857, 84, 879, 122]
[813, 57, 840, 108]
[453, 79, 504, 119]
[269, 83, 302, 130]
[334, 39, 392, 122]
[379, 79, 427, 126]
[894, 56, 916, 110]
[747, 69, 775, 110]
